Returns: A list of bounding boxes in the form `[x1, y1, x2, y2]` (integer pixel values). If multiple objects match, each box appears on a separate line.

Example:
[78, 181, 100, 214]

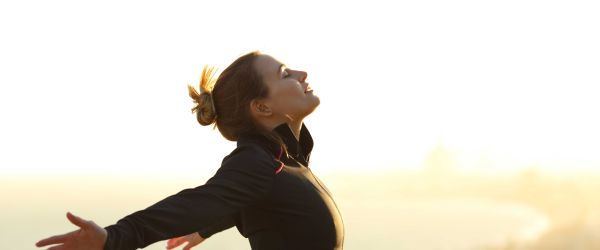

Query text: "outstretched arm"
[104, 144, 276, 250]
[36, 144, 277, 250]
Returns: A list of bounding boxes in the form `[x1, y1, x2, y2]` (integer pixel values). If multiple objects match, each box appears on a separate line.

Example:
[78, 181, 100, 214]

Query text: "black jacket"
[103, 123, 344, 249]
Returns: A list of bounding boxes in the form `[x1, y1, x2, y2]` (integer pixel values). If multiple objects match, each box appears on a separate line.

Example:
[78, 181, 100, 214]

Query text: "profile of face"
[252, 54, 320, 123]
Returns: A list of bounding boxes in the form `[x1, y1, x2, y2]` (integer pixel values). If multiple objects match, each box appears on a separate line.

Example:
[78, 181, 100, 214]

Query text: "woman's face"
[254, 54, 320, 121]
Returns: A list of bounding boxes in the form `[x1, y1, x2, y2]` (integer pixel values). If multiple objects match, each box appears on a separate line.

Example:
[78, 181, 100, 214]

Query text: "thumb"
[66, 212, 89, 229]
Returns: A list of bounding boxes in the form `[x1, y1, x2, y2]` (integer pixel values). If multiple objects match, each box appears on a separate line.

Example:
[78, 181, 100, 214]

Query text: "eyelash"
[282, 70, 290, 78]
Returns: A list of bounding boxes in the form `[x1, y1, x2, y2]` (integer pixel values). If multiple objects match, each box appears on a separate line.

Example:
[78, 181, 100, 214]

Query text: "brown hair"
[188, 51, 285, 149]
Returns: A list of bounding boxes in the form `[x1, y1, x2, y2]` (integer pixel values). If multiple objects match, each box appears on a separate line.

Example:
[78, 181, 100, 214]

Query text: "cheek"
[272, 83, 303, 101]
[270, 84, 307, 111]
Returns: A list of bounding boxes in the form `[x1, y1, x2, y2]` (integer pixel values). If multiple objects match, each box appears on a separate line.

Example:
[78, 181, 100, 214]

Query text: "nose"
[300, 71, 308, 83]
[292, 70, 308, 83]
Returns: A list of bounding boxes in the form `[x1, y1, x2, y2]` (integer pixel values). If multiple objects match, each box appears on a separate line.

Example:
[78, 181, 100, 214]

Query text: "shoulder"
[226, 142, 276, 162]
[220, 142, 280, 174]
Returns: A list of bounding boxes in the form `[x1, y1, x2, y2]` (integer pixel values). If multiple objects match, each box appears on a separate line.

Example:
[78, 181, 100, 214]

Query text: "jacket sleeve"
[103, 144, 277, 250]
[196, 214, 236, 239]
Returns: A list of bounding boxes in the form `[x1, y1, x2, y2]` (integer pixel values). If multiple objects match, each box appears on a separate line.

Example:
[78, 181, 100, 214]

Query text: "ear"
[250, 99, 273, 118]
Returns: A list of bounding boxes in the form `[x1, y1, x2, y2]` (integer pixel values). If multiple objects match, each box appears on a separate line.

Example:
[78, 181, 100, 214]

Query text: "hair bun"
[192, 92, 217, 126]
[188, 66, 219, 126]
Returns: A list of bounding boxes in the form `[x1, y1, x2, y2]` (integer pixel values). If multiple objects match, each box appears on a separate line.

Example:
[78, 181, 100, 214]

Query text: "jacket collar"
[238, 123, 314, 164]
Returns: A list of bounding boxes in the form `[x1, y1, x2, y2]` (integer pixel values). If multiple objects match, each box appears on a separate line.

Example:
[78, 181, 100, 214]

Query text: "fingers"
[66, 212, 89, 229]
[47, 245, 66, 250]
[183, 243, 196, 250]
[35, 231, 74, 247]
[166, 237, 186, 249]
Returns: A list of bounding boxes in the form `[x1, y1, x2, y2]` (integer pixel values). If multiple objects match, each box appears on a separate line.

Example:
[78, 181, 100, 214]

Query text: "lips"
[304, 85, 313, 93]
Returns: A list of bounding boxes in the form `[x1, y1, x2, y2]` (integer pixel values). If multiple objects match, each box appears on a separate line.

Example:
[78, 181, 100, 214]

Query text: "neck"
[287, 119, 303, 141]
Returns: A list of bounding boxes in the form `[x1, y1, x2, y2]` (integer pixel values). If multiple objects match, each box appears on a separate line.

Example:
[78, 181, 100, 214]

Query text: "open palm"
[36, 212, 107, 250]
[166, 232, 206, 250]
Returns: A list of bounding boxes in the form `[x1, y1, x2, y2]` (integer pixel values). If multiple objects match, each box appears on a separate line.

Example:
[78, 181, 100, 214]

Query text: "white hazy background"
[1, 0, 599, 249]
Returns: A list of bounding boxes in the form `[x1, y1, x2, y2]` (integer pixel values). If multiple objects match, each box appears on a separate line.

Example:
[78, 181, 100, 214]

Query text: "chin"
[311, 94, 321, 106]
[305, 100, 320, 116]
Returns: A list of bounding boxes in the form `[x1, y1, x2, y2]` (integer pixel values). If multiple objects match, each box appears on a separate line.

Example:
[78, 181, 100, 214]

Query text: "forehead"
[254, 54, 284, 78]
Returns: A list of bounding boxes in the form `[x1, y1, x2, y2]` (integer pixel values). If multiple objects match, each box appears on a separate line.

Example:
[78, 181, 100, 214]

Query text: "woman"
[35, 51, 344, 250]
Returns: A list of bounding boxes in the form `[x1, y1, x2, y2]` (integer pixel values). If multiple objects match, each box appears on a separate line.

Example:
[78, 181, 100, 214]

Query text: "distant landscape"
[326, 167, 600, 250]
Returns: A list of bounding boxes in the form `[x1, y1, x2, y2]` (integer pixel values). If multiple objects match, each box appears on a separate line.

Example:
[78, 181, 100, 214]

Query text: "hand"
[166, 232, 206, 250]
[36, 212, 107, 250]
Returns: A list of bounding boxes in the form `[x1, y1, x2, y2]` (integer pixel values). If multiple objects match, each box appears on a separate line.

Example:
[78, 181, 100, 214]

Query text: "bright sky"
[1, 0, 599, 177]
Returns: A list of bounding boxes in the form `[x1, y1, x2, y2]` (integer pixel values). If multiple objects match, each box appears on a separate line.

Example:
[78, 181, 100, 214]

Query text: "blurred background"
[1, 0, 599, 249]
